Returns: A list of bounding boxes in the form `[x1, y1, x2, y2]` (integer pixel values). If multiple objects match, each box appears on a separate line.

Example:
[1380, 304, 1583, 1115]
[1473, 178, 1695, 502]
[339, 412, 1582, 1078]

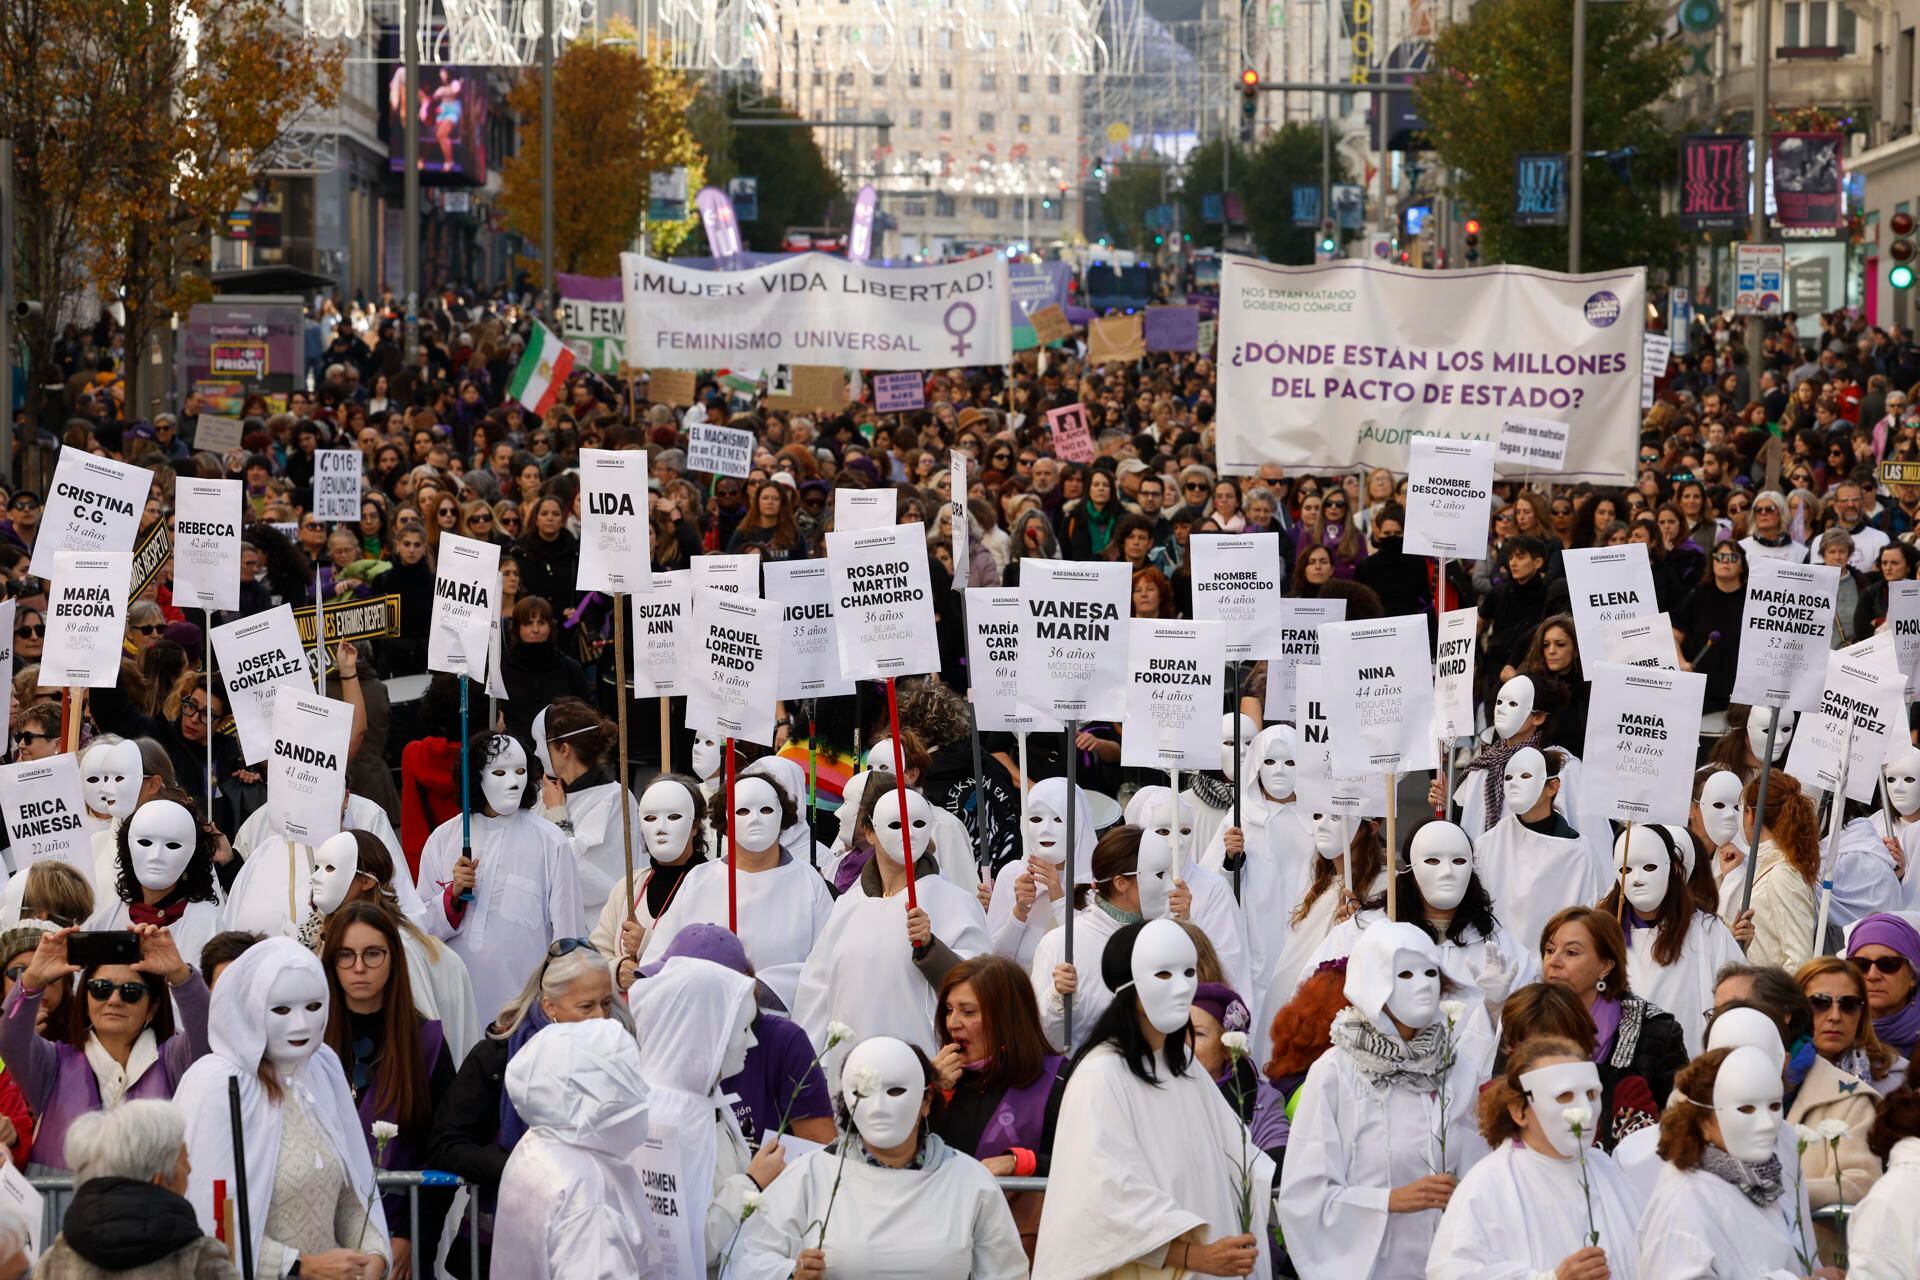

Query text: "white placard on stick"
[965, 588, 1060, 733]
[690, 553, 759, 597]
[42, 551, 132, 689]
[0, 1161, 42, 1258]
[1599, 612, 1679, 669]
[1321, 615, 1438, 775]
[764, 559, 853, 699]
[686, 422, 754, 478]
[266, 691, 355, 843]
[1785, 648, 1907, 803]
[193, 414, 245, 456]
[825, 523, 939, 680]
[1264, 598, 1347, 723]
[1563, 544, 1658, 656]
[312, 449, 363, 523]
[1293, 667, 1389, 818]
[1404, 436, 1496, 560]
[1433, 607, 1478, 743]
[1190, 534, 1284, 659]
[632, 1133, 700, 1280]
[684, 589, 784, 747]
[172, 479, 243, 612]
[835, 488, 897, 532]
[1016, 560, 1131, 722]
[427, 534, 501, 681]
[0, 753, 88, 873]
[31, 450, 149, 578]
[1580, 662, 1707, 824]
[576, 448, 653, 593]
[631, 571, 691, 698]
[949, 454, 969, 591]
[1889, 580, 1920, 695]
[211, 605, 314, 766]
[1493, 416, 1572, 476]
[0, 601, 15, 757]
[1120, 620, 1227, 769]
[1734, 558, 1841, 710]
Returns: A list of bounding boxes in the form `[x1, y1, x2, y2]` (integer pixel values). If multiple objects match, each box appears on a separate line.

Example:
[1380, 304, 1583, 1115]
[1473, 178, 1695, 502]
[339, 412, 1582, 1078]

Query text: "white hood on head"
[1026, 776, 1096, 886]
[630, 955, 757, 1099]
[749, 757, 817, 859]
[506, 1019, 651, 1156]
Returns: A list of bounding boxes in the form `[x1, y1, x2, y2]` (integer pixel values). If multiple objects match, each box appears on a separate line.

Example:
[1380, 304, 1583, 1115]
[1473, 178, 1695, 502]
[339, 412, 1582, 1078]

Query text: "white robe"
[1256, 871, 1386, 1042]
[1452, 752, 1584, 840]
[1276, 1022, 1496, 1280]
[85, 898, 221, 970]
[1473, 812, 1612, 956]
[1032, 1043, 1273, 1280]
[541, 779, 643, 937]
[1179, 785, 1232, 863]
[1028, 904, 1127, 1054]
[400, 928, 480, 1065]
[1825, 816, 1908, 931]
[1847, 1135, 1920, 1280]
[984, 860, 1070, 968]
[234, 793, 403, 869]
[1238, 806, 1315, 1059]
[1427, 1142, 1647, 1280]
[220, 835, 320, 938]
[1635, 1162, 1809, 1280]
[587, 855, 704, 961]
[1893, 816, 1920, 910]
[418, 808, 583, 1026]
[637, 854, 834, 1011]
[1613, 1112, 1812, 1233]
[1740, 535, 1810, 565]
[1183, 859, 1253, 996]
[792, 871, 990, 1067]
[1304, 910, 1538, 1010]
[721, 1137, 1028, 1280]
[1624, 911, 1746, 1057]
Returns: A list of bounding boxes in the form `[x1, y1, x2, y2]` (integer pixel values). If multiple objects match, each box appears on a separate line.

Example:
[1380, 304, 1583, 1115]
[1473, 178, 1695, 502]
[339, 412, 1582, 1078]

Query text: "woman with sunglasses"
[1673, 538, 1747, 713]
[1740, 490, 1810, 564]
[1794, 955, 1899, 1187]
[0, 922, 207, 1171]
[12, 608, 43, 672]
[1846, 913, 1920, 1060]
[13, 700, 58, 763]
[1298, 488, 1366, 580]
[123, 600, 168, 656]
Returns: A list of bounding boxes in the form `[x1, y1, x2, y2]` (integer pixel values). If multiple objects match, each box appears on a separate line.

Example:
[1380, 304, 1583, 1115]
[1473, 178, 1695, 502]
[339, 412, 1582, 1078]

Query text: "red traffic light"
[1464, 218, 1482, 235]
[1894, 212, 1917, 237]
[1893, 239, 1917, 264]
[1240, 68, 1259, 87]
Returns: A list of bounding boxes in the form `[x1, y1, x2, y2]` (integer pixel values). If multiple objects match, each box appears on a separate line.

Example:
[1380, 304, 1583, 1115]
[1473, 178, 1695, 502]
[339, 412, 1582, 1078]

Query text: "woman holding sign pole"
[1744, 770, 1823, 971]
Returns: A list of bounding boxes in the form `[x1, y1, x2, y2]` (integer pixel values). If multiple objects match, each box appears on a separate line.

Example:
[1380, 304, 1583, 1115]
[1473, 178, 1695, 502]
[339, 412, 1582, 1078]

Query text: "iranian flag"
[508, 322, 575, 414]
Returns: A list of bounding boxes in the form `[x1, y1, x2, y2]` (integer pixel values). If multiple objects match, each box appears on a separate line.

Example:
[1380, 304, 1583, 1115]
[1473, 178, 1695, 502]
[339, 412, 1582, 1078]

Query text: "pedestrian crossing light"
[1891, 212, 1916, 290]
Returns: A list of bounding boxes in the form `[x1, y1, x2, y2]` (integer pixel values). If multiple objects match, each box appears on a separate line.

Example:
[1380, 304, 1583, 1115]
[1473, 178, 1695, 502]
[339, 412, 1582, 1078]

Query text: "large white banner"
[1190, 534, 1284, 659]
[1215, 259, 1644, 482]
[1581, 662, 1706, 824]
[825, 523, 939, 680]
[1120, 620, 1226, 769]
[212, 606, 314, 766]
[266, 691, 355, 844]
[427, 534, 501, 680]
[0, 754, 88, 873]
[32, 450, 148, 578]
[764, 560, 853, 699]
[1321, 616, 1438, 775]
[1263, 598, 1346, 722]
[1563, 544, 1658, 656]
[1732, 559, 1839, 711]
[172, 479, 243, 613]
[685, 589, 784, 746]
[621, 252, 1013, 371]
[577, 448, 652, 593]
[1017, 560, 1131, 722]
[43, 551, 131, 689]
[964, 588, 1060, 734]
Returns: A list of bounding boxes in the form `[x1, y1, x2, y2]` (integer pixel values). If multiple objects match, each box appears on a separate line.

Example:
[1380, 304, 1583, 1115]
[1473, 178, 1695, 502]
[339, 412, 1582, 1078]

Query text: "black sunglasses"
[547, 937, 594, 959]
[85, 978, 149, 1004]
[1808, 992, 1865, 1015]
[1854, 955, 1911, 975]
[15, 731, 52, 745]
[14, 625, 42, 639]
[133, 624, 166, 636]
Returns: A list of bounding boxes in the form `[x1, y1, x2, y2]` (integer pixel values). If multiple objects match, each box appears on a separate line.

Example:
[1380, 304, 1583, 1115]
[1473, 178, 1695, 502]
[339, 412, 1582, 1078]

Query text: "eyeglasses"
[547, 937, 594, 960]
[1712, 553, 1742, 564]
[14, 731, 49, 746]
[333, 946, 390, 971]
[85, 978, 149, 1004]
[3, 966, 23, 984]
[1808, 992, 1865, 1015]
[133, 624, 166, 636]
[1184, 481, 1207, 491]
[1854, 954, 1911, 976]
[8, 499, 36, 512]
[180, 700, 209, 721]
[13, 625, 42, 639]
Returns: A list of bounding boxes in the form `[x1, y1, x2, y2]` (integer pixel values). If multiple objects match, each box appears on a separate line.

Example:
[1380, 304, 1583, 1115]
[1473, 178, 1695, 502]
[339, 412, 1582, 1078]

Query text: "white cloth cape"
[637, 854, 834, 1011]
[1032, 1043, 1273, 1279]
[1624, 910, 1746, 1057]
[1848, 1135, 1920, 1280]
[1178, 784, 1231, 863]
[400, 926, 480, 1066]
[1028, 904, 1127, 1054]
[1634, 1161, 1808, 1280]
[1612, 1110, 1812, 1232]
[1428, 1141, 1647, 1280]
[233, 795, 424, 927]
[1302, 908, 1537, 1008]
[1472, 812, 1612, 957]
[1254, 869, 1386, 1046]
[547, 778, 643, 937]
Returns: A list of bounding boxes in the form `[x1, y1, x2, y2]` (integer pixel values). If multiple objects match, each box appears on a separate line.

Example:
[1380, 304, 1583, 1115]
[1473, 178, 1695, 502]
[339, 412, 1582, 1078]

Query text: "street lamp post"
[542, 0, 556, 315]
[1569, 0, 1585, 272]
[402, 0, 419, 360]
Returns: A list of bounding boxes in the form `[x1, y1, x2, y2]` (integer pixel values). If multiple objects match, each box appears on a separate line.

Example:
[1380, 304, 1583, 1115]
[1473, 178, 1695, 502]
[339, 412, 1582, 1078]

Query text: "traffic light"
[1240, 70, 1259, 140]
[1464, 217, 1482, 265]
[1318, 219, 1336, 255]
[1892, 212, 1916, 290]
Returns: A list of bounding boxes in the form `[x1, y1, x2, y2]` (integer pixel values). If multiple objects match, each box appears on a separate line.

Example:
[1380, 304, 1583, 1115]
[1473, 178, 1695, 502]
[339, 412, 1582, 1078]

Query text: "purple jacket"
[0, 973, 211, 1170]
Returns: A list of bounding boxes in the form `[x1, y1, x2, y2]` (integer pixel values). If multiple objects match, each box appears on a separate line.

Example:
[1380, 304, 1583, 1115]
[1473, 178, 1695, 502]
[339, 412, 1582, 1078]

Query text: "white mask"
[864, 739, 896, 774]
[308, 830, 361, 915]
[872, 787, 934, 866]
[1410, 822, 1473, 911]
[719, 996, 757, 1079]
[639, 780, 697, 861]
[1493, 676, 1537, 741]
[1024, 796, 1068, 866]
[1310, 812, 1351, 859]
[262, 965, 329, 1072]
[531, 707, 554, 776]
[1618, 825, 1673, 916]
[1886, 748, 1920, 817]
[1135, 828, 1174, 920]
[1711, 1045, 1785, 1163]
[126, 800, 197, 893]
[1519, 1060, 1604, 1158]
[1705, 1006, 1787, 1068]
[841, 1036, 926, 1149]
[1385, 946, 1442, 1030]
[731, 776, 784, 854]
[692, 735, 724, 782]
[480, 737, 528, 814]
[1745, 706, 1795, 763]
[1699, 770, 1744, 845]
[1127, 917, 1199, 1035]
[1219, 714, 1256, 779]
[1253, 725, 1296, 802]
[1501, 747, 1549, 815]
[82, 740, 142, 820]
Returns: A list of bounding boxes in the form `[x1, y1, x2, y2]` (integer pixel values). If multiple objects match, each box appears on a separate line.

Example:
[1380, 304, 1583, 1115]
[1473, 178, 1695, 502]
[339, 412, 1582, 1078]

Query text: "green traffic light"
[1319, 236, 1336, 253]
[1895, 263, 1916, 290]
[1154, 234, 1164, 245]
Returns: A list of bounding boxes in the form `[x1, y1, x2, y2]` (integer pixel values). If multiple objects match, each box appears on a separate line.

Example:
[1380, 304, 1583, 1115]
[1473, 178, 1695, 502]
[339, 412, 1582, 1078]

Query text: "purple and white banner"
[620, 251, 1012, 371]
[695, 186, 744, 263]
[848, 185, 878, 263]
[556, 273, 626, 376]
[1216, 259, 1645, 483]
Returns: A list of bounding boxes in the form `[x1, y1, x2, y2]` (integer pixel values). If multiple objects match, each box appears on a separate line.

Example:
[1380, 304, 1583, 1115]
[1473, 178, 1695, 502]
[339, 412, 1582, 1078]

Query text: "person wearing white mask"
[1278, 922, 1494, 1280]
[418, 732, 582, 1024]
[723, 1035, 1027, 1280]
[691, 731, 725, 802]
[1472, 746, 1607, 954]
[1257, 812, 1386, 1020]
[983, 776, 1095, 967]
[1209, 727, 1314, 990]
[1034, 919, 1269, 1278]
[1435, 674, 1582, 838]
[1124, 786, 1250, 993]
[1179, 714, 1256, 858]
[1202, 722, 1310, 876]
[222, 784, 418, 941]
[588, 773, 707, 971]
[794, 775, 990, 1069]
[1693, 767, 1755, 932]
[491, 1019, 656, 1279]
[232, 785, 404, 893]
[85, 792, 221, 968]
[174, 937, 390, 1280]
[861, 738, 983, 888]
[639, 764, 834, 1010]
[1428, 1036, 1647, 1280]
[1843, 1087, 1920, 1280]
[1028, 825, 1159, 1054]
[1606, 824, 1746, 1056]
[1880, 748, 1920, 908]
[530, 699, 642, 936]
[629, 956, 782, 1278]
[79, 736, 141, 841]
[1636, 1045, 1835, 1280]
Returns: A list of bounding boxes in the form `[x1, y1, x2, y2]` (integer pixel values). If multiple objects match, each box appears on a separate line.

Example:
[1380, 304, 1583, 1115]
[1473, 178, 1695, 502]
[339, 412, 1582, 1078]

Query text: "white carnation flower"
[370, 1120, 399, 1147]
[1219, 1031, 1251, 1057]
[1439, 999, 1467, 1024]
[826, 1021, 854, 1047]
[1817, 1118, 1852, 1143]
[851, 1064, 882, 1098]
[1561, 1106, 1592, 1131]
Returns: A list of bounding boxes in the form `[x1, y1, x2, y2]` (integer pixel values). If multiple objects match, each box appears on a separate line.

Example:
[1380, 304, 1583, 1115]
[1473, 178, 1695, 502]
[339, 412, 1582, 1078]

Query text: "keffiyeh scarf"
[1329, 1007, 1450, 1092]
[1699, 1144, 1786, 1207]
[1189, 772, 1236, 813]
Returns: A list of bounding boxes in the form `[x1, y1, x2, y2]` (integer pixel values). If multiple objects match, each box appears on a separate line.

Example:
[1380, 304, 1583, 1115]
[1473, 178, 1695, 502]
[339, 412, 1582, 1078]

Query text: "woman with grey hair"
[1002, 508, 1060, 589]
[1738, 489, 1809, 564]
[37, 1099, 236, 1278]
[1820, 527, 1867, 647]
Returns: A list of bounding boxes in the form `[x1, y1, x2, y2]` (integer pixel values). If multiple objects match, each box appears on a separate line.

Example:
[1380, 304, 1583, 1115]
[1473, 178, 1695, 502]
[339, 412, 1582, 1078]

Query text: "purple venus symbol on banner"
[944, 302, 977, 357]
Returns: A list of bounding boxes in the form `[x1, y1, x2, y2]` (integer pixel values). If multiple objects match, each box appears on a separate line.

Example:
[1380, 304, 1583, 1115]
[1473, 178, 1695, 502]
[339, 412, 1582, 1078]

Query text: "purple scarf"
[1850, 914, 1920, 1055]
[973, 1054, 1063, 1158]
[495, 1005, 551, 1151]
[1590, 995, 1623, 1065]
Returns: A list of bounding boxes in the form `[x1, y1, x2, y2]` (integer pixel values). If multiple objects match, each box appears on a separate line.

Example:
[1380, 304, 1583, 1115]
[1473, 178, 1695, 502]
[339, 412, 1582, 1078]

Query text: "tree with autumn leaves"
[0, 0, 339, 415]
[500, 23, 705, 274]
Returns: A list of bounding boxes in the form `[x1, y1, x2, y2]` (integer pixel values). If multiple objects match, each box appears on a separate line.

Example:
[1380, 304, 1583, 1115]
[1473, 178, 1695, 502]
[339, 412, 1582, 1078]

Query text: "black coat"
[427, 1033, 513, 1195]
[514, 530, 581, 610]
[1596, 995, 1689, 1152]
[500, 638, 592, 744]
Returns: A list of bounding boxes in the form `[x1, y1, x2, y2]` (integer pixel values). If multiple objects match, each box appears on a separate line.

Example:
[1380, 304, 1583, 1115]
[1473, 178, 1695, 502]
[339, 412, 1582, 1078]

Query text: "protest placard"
[212, 606, 314, 765]
[1321, 616, 1438, 775]
[0, 1163, 42, 1257]
[1563, 544, 1657, 655]
[1599, 613, 1679, 669]
[0, 754, 87, 874]
[193, 414, 245, 456]
[633, 1134, 700, 1280]
[1889, 580, 1920, 695]
[1293, 668, 1390, 818]
[1017, 560, 1131, 721]
[645, 368, 698, 405]
[1581, 662, 1706, 823]
[127, 520, 170, 602]
[789, 366, 846, 412]
[826, 523, 939, 680]
[42, 551, 131, 688]
[1434, 607, 1478, 742]
[32, 451, 148, 578]
[1733, 559, 1839, 709]
[1030, 305, 1072, 346]
[313, 450, 363, 522]
[172, 479, 242, 612]
[577, 448, 653, 593]
[690, 553, 758, 596]
[1263, 598, 1346, 722]
[1046, 403, 1095, 464]
[1088, 313, 1145, 364]
[686, 423, 754, 478]
[1642, 331, 1672, 409]
[266, 691, 354, 843]
[1494, 416, 1572, 475]
[1785, 648, 1907, 802]
[630, 571, 691, 698]
[684, 589, 783, 746]
[965, 588, 1062, 733]
[834, 488, 897, 532]
[764, 560, 853, 699]
[949, 453, 968, 591]
[873, 372, 926, 413]
[426, 534, 500, 681]
[1120, 620, 1227, 769]
[1190, 534, 1284, 659]
[1404, 437, 1496, 560]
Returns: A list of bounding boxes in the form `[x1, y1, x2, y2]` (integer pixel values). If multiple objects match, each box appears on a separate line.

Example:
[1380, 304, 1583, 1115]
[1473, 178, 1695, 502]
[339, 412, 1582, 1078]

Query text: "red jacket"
[400, 737, 462, 877]
[0, 1067, 33, 1168]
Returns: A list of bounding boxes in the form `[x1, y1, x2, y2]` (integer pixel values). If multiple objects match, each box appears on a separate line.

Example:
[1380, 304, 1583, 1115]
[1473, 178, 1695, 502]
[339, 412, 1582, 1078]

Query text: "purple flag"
[695, 186, 743, 263]
[1143, 306, 1201, 353]
[849, 185, 878, 263]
